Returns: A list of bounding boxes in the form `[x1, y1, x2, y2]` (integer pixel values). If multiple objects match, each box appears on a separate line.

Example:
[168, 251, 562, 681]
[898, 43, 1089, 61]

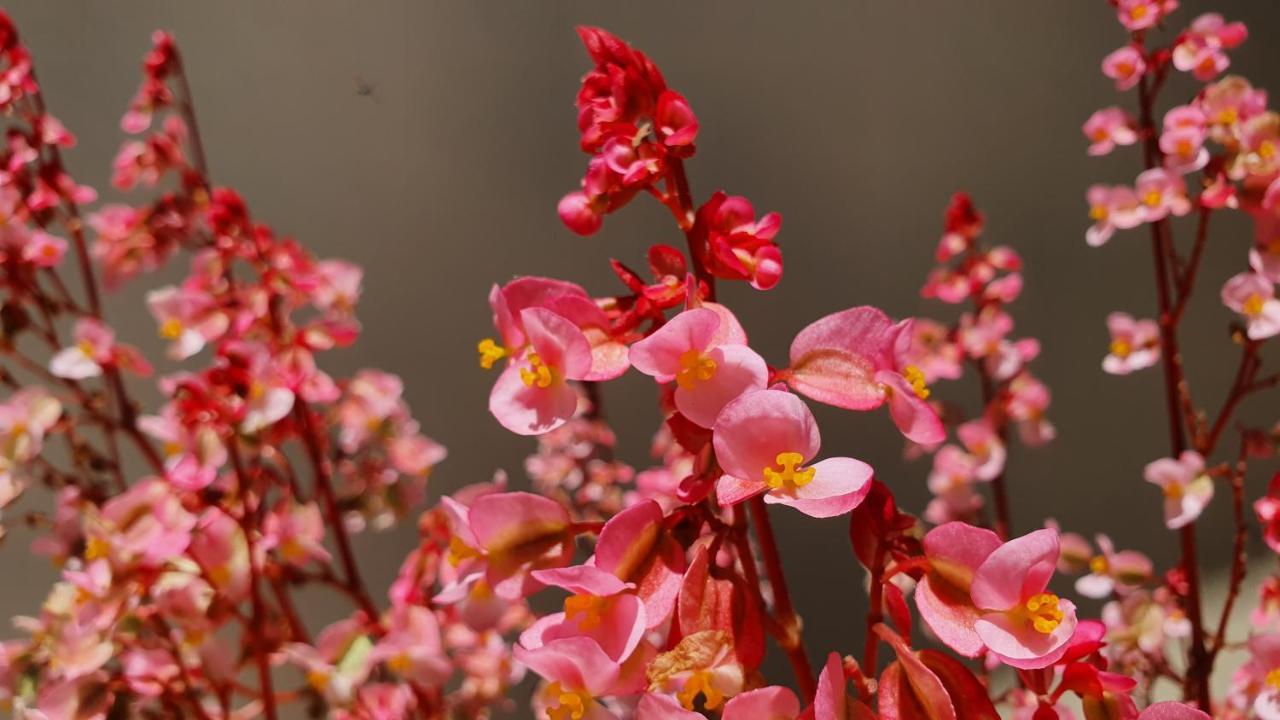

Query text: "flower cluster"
[0, 4, 1274, 720]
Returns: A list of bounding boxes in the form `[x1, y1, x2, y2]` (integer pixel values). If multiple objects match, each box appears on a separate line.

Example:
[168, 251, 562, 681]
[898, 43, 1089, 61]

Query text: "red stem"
[228, 440, 279, 720]
[295, 401, 380, 620]
[1136, 68, 1211, 709]
[666, 158, 715, 300]
[748, 496, 816, 700]
[1210, 439, 1250, 659]
[862, 540, 887, 673]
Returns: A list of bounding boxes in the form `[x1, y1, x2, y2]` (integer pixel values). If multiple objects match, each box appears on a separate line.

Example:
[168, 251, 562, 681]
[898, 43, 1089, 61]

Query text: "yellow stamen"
[1129, 5, 1147, 20]
[563, 594, 605, 631]
[1217, 107, 1239, 126]
[477, 338, 507, 370]
[85, 537, 110, 561]
[519, 352, 556, 388]
[1089, 205, 1109, 222]
[1163, 482, 1185, 500]
[675, 349, 717, 390]
[1143, 190, 1163, 207]
[1109, 338, 1132, 358]
[1244, 293, 1266, 317]
[1089, 556, 1109, 575]
[76, 340, 96, 357]
[306, 669, 330, 692]
[447, 536, 479, 566]
[1267, 668, 1280, 690]
[1024, 592, 1064, 634]
[903, 365, 931, 400]
[387, 652, 413, 675]
[544, 681, 590, 720]
[677, 671, 723, 711]
[763, 452, 815, 491]
[1261, 140, 1277, 161]
[159, 318, 183, 340]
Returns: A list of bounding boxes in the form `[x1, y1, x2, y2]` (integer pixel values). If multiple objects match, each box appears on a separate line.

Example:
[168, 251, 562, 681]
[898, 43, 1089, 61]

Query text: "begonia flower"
[1103, 312, 1160, 375]
[712, 389, 873, 518]
[1143, 451, 1213, 529]
[629, 307, 767, 428]
[1221, 272, 1280, 340]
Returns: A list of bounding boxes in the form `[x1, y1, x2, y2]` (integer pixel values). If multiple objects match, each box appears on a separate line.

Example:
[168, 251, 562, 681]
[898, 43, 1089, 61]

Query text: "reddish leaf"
[917, 650, 999, 720]
[884, 582, 912, 638]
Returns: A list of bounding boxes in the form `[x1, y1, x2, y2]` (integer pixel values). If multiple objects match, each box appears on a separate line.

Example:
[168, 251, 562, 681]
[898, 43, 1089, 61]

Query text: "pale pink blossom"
[49, 318, 152, 380]
[1103, 312, 1160, 375]
[1144, 450, 1213, 529]
[1221, 271, 1280, 340]
[1084, 107, 1138, 156]
[1102, 45, 1147, 91]
[146, 285, 228, 359]
[1173, 13, 1247, 81]
[916, 523, 1078, 668]
[1114, 0, 1177, 31]
[1086, 184, 1145, 247]
[1135, 168, 1192, 222]
[713, 389, 873, 518]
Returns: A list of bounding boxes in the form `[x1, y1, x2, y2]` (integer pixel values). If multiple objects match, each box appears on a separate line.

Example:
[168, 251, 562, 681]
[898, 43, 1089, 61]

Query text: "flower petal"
[630, 308, 720, 381]
[970, 529, 1059, 611]
[712, 389, 820, 482]
[763, 456, 872, 518]
[488, 363, 579, 435]
[675, 345, 767, 428]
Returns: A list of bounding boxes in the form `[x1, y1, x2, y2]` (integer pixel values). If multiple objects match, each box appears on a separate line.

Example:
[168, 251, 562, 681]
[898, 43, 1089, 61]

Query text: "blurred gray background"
[4, 1, 1280, 713]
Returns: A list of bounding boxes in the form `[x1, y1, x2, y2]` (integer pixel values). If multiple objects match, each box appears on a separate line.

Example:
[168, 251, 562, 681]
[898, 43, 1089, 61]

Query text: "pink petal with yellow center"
[675, 345, 768, 429]
[763, 457, 872, 518]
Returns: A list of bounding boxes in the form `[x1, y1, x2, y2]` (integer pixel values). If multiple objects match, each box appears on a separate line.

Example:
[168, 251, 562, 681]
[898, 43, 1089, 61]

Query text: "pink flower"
[1007, 373, 1056, 446]
[483, 276, 629, 383]
[261, 500, 332, 567]
[958, 419, 1006, 481]
[520, 565, 647, 664]
[1103, 312, 1160, 375]
[1086, 185, 1145, 247]
[916, 523, 1078, 669]
[1160, 125, 1209, 175]
[1255, 207, 1280, 282]
[517, 636, 636, 720]
[488, 307, 595, 435]
[1173, 13, 1247, 81]
[1201, 75, 1268, 132]
[1253, 473, 1280, 554]
[20, 230, 67, 268]
[693, 191, 784, 291]
[455, 490, 574, 600]
[85, 478, 196, 570]
[1114, 0, 1177, 31]
[902, 317, 964, 383]
[1083, 107, 1137, 156]
[370, 606, 451, 687]
[591, 500, 684, 628]
[1135, 168, 1192, 222]
[1221, 272, 1280, 340]
[1102, 45, 1147, 91]
[629, 307, 766, 428]
[1144, 450, 1212, 529]
[146, 285, 229, 359]
[712, 389, 873, 518]
[1234, 632, 1280, 719]
[49, 318, 151, 380]
[1063, 533, 1154, 598]
[784, 306, 945, 444]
